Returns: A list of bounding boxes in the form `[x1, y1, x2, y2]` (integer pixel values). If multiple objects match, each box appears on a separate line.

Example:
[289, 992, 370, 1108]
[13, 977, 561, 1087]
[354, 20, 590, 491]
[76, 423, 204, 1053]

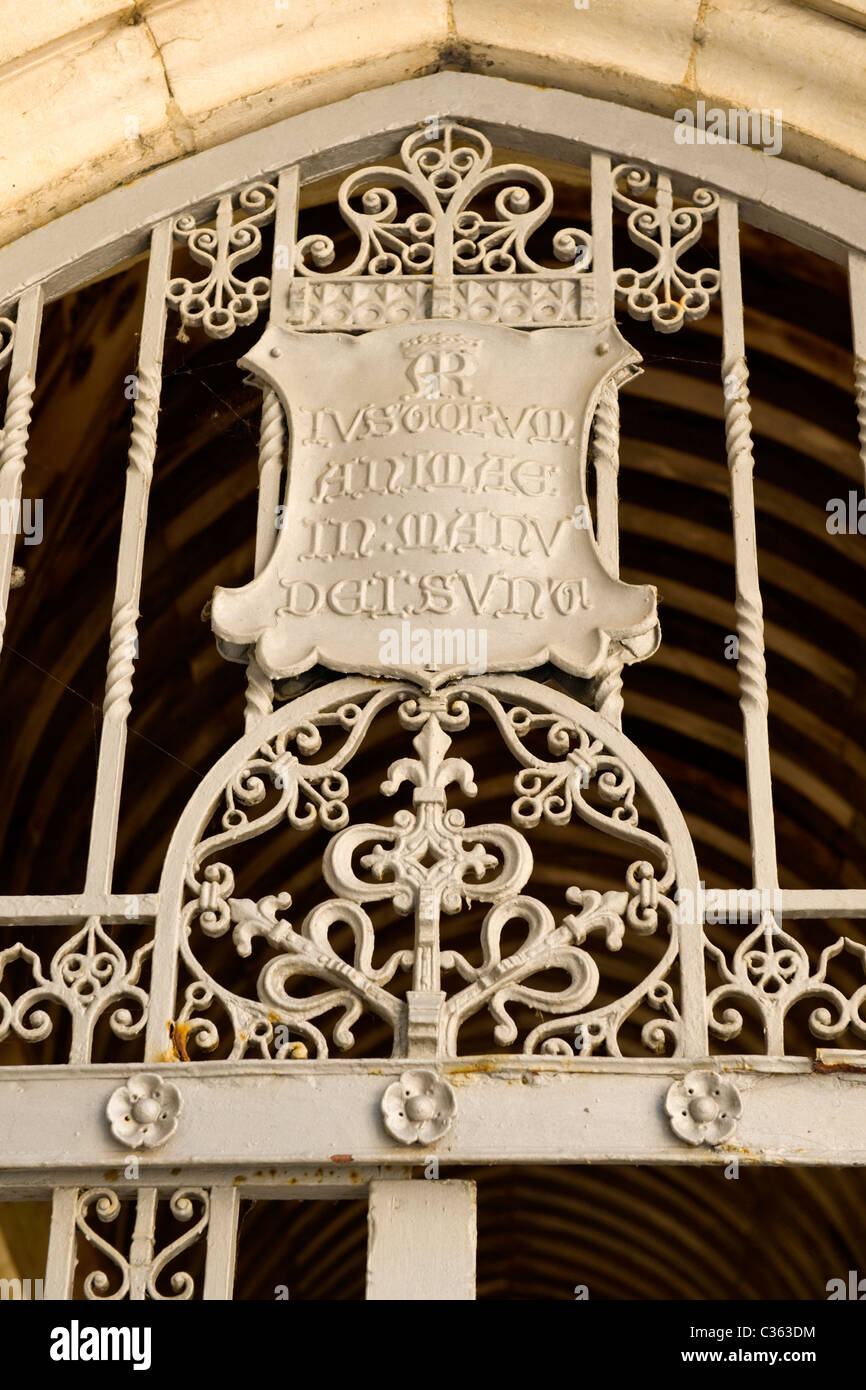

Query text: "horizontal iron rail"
[0, 1060, 865, 1178]
[0, 889, 862, 925]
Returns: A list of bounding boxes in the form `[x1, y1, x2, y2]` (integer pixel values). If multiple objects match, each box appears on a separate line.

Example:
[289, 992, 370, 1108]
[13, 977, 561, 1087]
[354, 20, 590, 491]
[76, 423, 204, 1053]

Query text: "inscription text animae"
[212, 319, 658, 686]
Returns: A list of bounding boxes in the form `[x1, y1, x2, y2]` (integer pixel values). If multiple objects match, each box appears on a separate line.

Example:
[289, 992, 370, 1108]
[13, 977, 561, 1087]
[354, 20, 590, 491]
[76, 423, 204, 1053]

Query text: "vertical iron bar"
[719, 197, 782, 1051]
[847, 250, 866, 488]
[591, 152, 620, 571]
[367, 1179, 476, 1300]
[243, 387, 284, 730]
[592, 382, 620, 577]
[719, 198, 778, 892]
[270, 165, 299, 318]
[128, 1187, 158, 1299]
[44, 1187, 78, 1299]
[590, 153, 624, 726]
[243, 168, 298, 731]
[202, 1186, 240, 1299]
[85, 219, 173, 894]
[0, 284, 43, 661]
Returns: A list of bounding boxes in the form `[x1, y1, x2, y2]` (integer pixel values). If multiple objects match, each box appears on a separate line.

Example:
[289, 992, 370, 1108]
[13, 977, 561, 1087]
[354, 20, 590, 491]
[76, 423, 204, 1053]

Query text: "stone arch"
[1, 2, 865, 250]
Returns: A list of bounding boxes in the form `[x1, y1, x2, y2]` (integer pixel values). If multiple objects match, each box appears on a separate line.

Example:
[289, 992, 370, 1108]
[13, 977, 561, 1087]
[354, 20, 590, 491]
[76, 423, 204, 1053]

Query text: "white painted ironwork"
[612, 165, 719, 332]
[144, 675, 701, 1063]
[243, 165, 295, 730]
[167, 184, 276, 340]
[85, 222, 173, 897]
[848, 250, 866, 488]
[664, 1070, 743, 1148]
[0, 285, 42, 661]
[288, 121, 591, 328]
[367, 1179, 475, 1300]
[1, 76, 866, 1300]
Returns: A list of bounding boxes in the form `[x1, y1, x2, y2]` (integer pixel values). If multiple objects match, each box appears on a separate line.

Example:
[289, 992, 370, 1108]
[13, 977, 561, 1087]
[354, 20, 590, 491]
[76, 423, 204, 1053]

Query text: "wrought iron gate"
[2, 74, 866, 1300]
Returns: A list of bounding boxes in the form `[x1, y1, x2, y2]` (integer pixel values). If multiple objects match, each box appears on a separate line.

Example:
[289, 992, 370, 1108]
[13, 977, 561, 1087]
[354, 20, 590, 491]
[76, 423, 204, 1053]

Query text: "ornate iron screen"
[1, 74, 866, 1300]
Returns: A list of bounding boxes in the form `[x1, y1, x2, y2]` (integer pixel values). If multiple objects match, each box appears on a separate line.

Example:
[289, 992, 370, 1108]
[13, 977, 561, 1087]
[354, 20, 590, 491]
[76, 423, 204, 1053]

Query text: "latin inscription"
[211, 319, 659, 685]
[278, 366, 590, 627]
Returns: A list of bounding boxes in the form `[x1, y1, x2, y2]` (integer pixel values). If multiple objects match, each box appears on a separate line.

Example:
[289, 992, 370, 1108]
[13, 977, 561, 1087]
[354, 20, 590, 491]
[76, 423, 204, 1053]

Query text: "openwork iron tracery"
[2, 84, 866, 1302]
[75, 1187, 209, 1301]
[0, 918, 150, 1064]
[290, 121, 593, 329]
[0, 121, 862, 1075]
[612, 164, 720, 333]
[167, 183, 277, 339]
[162, 678, 691, 1061]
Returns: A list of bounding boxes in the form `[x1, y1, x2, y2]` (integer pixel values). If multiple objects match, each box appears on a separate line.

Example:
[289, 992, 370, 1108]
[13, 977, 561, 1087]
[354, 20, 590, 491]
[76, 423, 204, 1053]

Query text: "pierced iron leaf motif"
[612, 165, 720, 333]
[75, 1188, 209, 1300]
[167, 183, 276, 339]
[0, 917, 150, 1063]
[172, 679, 689, 1060]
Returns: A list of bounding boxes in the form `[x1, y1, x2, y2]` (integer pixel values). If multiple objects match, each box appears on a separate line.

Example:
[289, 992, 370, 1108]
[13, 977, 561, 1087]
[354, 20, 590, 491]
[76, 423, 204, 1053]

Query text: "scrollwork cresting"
[287, 121, 593, 329]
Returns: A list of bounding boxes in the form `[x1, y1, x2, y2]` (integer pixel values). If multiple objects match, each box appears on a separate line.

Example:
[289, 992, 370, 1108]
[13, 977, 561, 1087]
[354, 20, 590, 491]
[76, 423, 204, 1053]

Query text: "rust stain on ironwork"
[447, 1059, 522, 1078]
[160, 1020, 191, 1062]
[814, 1057, 866, 1074]
[714, 1142, 781, 1163]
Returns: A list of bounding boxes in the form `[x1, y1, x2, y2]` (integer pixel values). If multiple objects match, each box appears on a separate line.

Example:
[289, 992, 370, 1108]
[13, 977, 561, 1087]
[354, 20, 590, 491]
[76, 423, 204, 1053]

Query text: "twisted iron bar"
[855, 355, 866, 487]
[0, 370, 36, 654]
[127, 366, 161, 482]
[723, 354, 770, 721]
[244, 387, 285, 728]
